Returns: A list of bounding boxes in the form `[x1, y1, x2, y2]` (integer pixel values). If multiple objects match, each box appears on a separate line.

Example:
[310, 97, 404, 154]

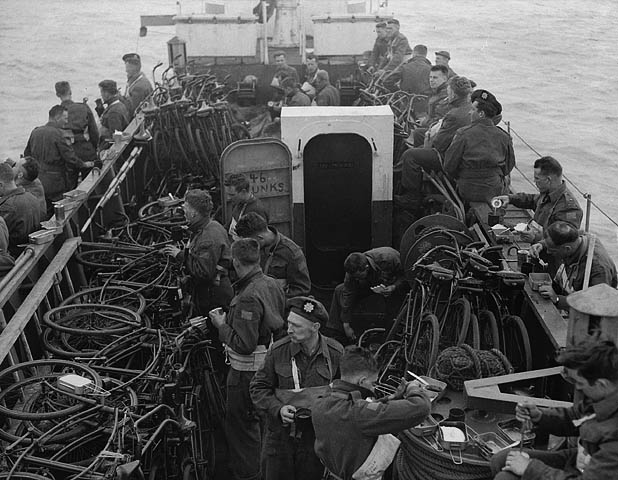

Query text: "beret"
[471, 89, 502, 116]
[122, 53, 141, 65]
[287, 296, 328, 326]
[435, 50, 451, 60]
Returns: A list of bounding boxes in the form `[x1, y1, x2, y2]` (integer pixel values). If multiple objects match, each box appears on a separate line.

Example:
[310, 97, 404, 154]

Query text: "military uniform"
[388, 56, 432, 95]
[285, 89, 311, 107]
[369, 37, 389, 69]
[250, 332, 343, 480]
[0, 187, 41, 256]
[315, 84, 340, 106]
[509, 182, 583, 231]
[217, 267, 285, 480]
[313, 380, 431, 480]
[125, 71, 153, 116]
[490, 388, 618, 480]
[24, 121, 86, 204]
[226, 195, 270, 240]
[273, 65, 300, 87]
[0, 217, 14, 275]
[17, 178, 46, 219]
[60, 99, 99, 163]
[99, 97, 130, 142]
[328, 247, 406, 339]
[444, 117, 516, 203]
[177, 217, 233, 315]
[382, 32, 412, 72]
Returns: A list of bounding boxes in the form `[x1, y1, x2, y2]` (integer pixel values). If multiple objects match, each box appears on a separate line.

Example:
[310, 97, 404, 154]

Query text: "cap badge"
[481, 92, 488, 100]
[303, 301, 315, 313]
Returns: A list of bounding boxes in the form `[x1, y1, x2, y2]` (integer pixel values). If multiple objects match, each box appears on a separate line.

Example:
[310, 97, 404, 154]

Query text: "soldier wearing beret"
[122, 53, 153, 117]
[98, 79, 130, 144]
[250, 296, 344, 480]
[444, 89, 516, 204]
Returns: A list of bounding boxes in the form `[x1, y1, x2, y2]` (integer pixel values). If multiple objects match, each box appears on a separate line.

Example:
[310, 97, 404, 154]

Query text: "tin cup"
[517, 250, 529, 270]
[54, 203, 66, 222]
[208, 307, 224, 321]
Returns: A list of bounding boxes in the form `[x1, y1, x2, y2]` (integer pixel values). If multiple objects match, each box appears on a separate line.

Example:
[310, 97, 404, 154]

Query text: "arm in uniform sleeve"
[128, 83, 151, 115]
[106, 110, 128, 134]
[588, 258, 617, 288]
[341, 273, 360, 321]
[534, 405, 581, 437]
[86, 105, 100, 149]
[218, 296, 263, 354]
[184, 239, 219, 283]
[508, 192, 539, 210]
[384, 36, 409, 72]
[552, 198, 583, 229]
[503, 136, 516, 175]
[24, 134, 33, 157]
[354, 392, 431, 436]
[286, 250, 312, 297]
[368, 40, 380, 68]
[55, 130, 86, 170]
[443, 131, 465, 179]
[524, 440, 618, 480]
[250, 349, 284, 422]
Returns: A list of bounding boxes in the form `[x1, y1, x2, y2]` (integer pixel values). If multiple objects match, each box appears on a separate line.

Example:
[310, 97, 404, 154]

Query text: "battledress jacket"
[176, 217, 233, 313]
[260, 226, 311, 299]
[430, 96, 472, 157]
[508, 182, 583, 230]
[249, 335, 343, 450]
[217, 267, 285, 355]
[24, 121, 86, 200]
[522, 389, 618, 480]
[444, 117, 515, 203]
[312, 380, 431, 480]
[125, 72, 154, 116]
[422, 82, 450, 127]
[99, 98, 130, 141]
[382, 32, 412, 72]
[391, 55, 432, 95]
[0, 187, 41, 253]
[315, 84, 341, 106]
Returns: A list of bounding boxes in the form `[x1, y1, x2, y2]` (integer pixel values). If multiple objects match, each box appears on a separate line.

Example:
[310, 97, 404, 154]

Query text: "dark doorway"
[303, 133, 372, 286]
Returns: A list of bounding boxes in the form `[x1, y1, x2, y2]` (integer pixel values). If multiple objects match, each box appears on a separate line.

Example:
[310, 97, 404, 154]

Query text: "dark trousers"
[225, 369, 262, 480]
[399, 147, 443, 209]
[263, 426, 324, 480]
[490, 447, 577, 480]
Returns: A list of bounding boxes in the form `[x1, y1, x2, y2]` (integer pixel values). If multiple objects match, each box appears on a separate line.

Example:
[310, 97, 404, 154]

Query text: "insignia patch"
[566, 212, 576, 220]
[303, 301, 315, 313]
[241, 310, 253, 320]
[366, 402, 380, 411]
[481, 91, 488, 100]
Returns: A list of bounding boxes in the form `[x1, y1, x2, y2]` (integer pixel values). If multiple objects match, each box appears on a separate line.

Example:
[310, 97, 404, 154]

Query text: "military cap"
[272, 50, 286, 58]
[435, 50, 451, 60]
[122, 53, 141, 65]
[98, 79, 118, 94]
[471, 89, 502, 116]
[386, 19, 400, 26]
[287, 296, 329, 326]
[376, 21, 387, 28]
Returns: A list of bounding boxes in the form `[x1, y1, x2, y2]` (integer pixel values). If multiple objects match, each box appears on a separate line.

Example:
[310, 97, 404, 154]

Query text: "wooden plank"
[524, 282, 568, 348]
[0, 238, 81, 365]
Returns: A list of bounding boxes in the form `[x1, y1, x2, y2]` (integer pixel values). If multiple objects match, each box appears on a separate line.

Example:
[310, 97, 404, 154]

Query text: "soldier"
[314, 70, 340, 106]
[281, 77, 311, 107]
[209, 238, 285, 480]
[411, 64, 451, 146]
[235, 212, 311, 299]
[444, 89, 516, 204]
[271, 51, 299, 88]
[529, 221, 617, 310]
[386, 44, 432, 95]
[435, 50, 457, 78]
[9, 156, 46, 219]
[250, 296, 344, 480]
[381, 19, 412, 72]
[368, 22, 388, 70]
[491, 156, 582, 243]
[328, 247, 406, 344]
[98, 79, 131, 144]
[0, 163, 41, 256]
[54, 81, 99, 166]
[301, 54, 320, 99]
[225, 173, 269, 241]
[24, 104, 93, 210]
[313, 346, 430, 480]
[122, 53, 153, 116]
[163, 189, 233, 317]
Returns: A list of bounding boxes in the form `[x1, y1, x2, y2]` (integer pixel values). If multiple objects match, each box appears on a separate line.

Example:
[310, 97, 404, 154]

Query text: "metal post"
[262, 1, 269, 64]
[584, 193, 591, 232]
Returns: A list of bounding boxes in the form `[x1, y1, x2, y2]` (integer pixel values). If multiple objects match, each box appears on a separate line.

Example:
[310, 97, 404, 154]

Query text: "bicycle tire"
[439, 297, 471, 349]
[478, 309, 500, 350]
[0, 359, 102, 421]
[500, 315, 533, 372]
[174, 127, 191, 168]
[406, 312, 440, 376]
[43, 304, 141, 336]
[465, 313, 481, 350]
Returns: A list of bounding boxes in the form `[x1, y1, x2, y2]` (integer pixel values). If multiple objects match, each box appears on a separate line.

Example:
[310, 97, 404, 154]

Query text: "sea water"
[1, 0, 617, 261]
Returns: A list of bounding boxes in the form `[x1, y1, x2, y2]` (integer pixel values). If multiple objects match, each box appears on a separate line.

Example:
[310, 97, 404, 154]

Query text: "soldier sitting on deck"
[224, 173, 269, 241]
[314, 70, 340, 106]
[327, 247, 407, 344]
[271, 51, 299, 88]
[491, 156, 582, 243]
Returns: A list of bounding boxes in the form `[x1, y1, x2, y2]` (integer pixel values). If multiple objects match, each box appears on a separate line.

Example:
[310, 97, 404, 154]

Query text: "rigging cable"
[503, 121, 618, 229]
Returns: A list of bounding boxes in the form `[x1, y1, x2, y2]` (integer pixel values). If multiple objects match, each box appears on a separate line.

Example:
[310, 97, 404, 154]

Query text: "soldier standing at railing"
[209, 238, 285, 480]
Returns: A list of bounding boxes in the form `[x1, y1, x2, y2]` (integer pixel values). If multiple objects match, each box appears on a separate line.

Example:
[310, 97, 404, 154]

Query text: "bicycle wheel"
[478, 309, 500, 350]
[0, 360, 102, 421]
[500, 315, 532, 372]
[406, 313, 440, 376]
[43, 304, 142, 336]
[439, 297, 471, 349]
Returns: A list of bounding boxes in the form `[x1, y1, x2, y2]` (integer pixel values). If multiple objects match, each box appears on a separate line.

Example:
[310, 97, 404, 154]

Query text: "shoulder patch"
[565, 211, 577, 220]
[365, 401, 381, 411]
[241, 310, 254, 321]
[325, 336, 344, 353]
